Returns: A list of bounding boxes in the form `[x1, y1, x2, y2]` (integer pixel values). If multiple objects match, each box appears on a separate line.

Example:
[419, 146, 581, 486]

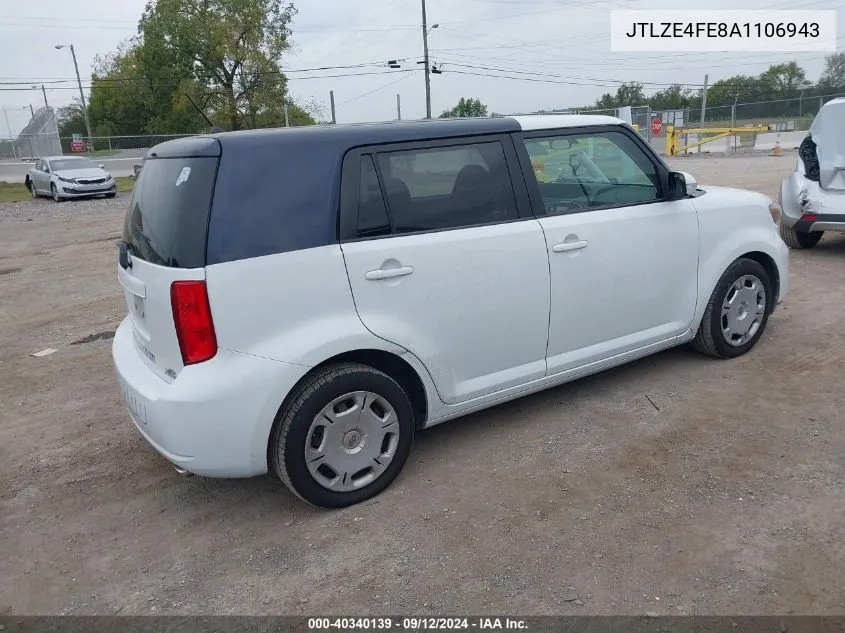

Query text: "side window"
[357, 155, 391, 237]
[43, 161, 51, 173]
[375, 141, 517, 232]
[34, 160, 42, 171]
[522, 130, 660, 215]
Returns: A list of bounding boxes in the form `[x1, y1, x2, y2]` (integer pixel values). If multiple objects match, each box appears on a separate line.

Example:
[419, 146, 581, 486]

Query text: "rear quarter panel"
[693, 186, 789, 323]
[205, 244, 412, 367]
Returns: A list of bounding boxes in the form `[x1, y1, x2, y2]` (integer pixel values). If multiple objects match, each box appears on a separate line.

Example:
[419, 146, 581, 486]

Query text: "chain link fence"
[3, 94, 844, 162]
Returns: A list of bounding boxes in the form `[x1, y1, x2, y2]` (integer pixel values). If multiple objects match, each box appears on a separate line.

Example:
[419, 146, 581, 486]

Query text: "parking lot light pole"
[55, 44, 93, 150]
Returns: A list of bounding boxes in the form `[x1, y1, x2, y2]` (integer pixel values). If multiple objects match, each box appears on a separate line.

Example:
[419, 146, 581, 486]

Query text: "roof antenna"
[183, 92, 218, 131]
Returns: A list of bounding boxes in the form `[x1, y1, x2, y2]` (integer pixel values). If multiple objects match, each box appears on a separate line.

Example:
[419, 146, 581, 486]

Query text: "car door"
[340, 136, 551, 405]
[41, 160, 52, 190]
[29, 160, 42, 192]
[516, 126, 700, 376]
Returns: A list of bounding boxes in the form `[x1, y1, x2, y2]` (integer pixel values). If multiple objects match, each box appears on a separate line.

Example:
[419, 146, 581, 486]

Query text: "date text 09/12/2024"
[307, 618, 528, 630]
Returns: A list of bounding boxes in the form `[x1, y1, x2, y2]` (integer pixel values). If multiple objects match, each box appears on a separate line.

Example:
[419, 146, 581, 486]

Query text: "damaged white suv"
[779, 97, 845, 248]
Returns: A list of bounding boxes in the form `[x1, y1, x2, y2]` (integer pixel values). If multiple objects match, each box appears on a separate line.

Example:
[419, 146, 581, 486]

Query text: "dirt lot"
[1, 154, 844, 616]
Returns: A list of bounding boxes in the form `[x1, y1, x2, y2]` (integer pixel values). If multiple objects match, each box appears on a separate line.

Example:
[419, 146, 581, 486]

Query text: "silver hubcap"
[305, 391, 400, 492]
[52, 186, 58, 201]
[721, 274, 766, 347]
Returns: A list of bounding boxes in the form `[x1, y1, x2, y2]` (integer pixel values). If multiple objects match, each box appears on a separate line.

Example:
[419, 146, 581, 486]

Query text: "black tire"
[105, 192, 116, 199]
[691, 258, 773, 359]
[779, 222, 822, 249]
[50, 183, 62, 202]
[270, 362, 415, 508]
[28, 181, 38, 198]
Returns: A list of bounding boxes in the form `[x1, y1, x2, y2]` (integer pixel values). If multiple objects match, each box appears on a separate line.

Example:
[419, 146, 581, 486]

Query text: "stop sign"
[651, 117, 663, 136]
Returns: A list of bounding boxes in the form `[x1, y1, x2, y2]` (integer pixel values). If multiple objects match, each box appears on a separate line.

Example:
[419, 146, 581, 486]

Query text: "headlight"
[57, 176, 76, 184]
[769, 201, 782, 225]
[106, 173, 113, 180]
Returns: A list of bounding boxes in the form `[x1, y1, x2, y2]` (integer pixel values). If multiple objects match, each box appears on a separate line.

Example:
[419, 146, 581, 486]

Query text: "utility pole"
[2, 107, 17, 159]
[799, 90, 804, 118]
[330, 90, 336, 124]
[699, 73, 709, 129]
[397, 93, 402, 120]
[731, 95, 738, 128]
[55, 44, 93, 150]
[283, 103, 290, 127]
[421, 0, 432, 118]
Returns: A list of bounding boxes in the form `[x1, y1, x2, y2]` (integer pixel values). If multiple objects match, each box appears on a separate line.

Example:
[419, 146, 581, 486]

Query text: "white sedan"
[26, 155, 117, 202]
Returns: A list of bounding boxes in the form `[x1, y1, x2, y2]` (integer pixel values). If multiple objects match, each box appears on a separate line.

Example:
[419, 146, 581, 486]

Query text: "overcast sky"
[0, 0, 842, 135]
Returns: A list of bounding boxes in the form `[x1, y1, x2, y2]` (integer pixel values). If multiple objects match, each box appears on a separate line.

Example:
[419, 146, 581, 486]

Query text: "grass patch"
[0, 177, 135, 203]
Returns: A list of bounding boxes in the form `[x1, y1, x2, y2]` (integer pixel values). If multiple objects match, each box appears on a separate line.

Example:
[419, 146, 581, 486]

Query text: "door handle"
[365, 266, 414, 280]
[553, 240, 589, 253]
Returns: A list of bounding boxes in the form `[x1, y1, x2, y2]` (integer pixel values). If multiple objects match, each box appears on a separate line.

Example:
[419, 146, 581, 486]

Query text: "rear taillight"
[170, 281, 217, 365]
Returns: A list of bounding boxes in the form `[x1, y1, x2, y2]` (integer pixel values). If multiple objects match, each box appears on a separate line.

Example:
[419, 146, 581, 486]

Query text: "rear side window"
[358, 156, 391, 236]
[122, 157, 217, 268]
[373, 141, 518, 232]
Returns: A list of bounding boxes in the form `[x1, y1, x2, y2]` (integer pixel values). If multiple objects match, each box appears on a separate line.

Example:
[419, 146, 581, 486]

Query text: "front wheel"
[270, 363, 415, 508]
[50, 183, 62, 202]
[779, 222, 822, 249]
[691, 258, 773, 359]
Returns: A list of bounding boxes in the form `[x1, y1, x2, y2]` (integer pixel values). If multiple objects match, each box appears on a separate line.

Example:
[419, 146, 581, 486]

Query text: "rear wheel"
[270, 363, 415, 508]
[29, 181, 38, 198]
[691, 258, 772, 359]
[50, 183, 62, 202]
[779, 222, 822, 249]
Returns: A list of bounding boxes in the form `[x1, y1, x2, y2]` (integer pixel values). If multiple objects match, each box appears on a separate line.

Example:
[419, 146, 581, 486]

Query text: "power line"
[336, 72, 418, 106]
[0, 69, 420, 92]
[435, 62, 822, 88]
[0, 60, 416, 85]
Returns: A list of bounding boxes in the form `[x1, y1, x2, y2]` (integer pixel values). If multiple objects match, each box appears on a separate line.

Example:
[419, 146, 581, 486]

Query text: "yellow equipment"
[665, 125, 769, 157]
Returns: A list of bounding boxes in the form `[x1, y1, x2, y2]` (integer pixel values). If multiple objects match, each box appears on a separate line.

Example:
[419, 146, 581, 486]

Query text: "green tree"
[439, 97, 488, 118]
[591, 82, 645, 111]
[615, 82, 645, 106]
[818, 52, 845, 92]
[648, 84, 692, 111]
[758, 61, 811, 99]
[56, 98, 87, 138]
[139, 0, 299, 131]
[592, 92, 617, 110]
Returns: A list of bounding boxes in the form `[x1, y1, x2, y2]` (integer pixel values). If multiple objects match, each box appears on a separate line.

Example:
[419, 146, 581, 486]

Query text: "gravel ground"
[1, 155, 844, 616]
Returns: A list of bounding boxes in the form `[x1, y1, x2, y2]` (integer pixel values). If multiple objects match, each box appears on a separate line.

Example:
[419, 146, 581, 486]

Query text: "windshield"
[51, 158, 98, 171]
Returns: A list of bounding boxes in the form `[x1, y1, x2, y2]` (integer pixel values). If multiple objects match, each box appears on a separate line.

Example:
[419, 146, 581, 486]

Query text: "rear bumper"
[112, 317, 310, 477]
[780, 174, 845, 230]
[788, 215, 845, 234]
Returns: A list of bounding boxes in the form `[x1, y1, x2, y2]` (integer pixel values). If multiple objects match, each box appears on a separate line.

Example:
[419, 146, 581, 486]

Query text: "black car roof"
[147, 117, 521, 160]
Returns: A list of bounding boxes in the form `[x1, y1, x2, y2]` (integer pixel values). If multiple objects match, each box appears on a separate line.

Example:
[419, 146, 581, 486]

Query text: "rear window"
[122, 157, 218, 268]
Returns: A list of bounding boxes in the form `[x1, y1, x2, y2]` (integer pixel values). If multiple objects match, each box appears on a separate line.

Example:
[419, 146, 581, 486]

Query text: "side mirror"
[668, 171, 697, 198]
[98, 163, 105, 169]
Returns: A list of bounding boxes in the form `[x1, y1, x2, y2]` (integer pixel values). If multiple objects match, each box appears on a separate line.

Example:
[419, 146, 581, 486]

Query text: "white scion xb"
[113, 115, 788, 508]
